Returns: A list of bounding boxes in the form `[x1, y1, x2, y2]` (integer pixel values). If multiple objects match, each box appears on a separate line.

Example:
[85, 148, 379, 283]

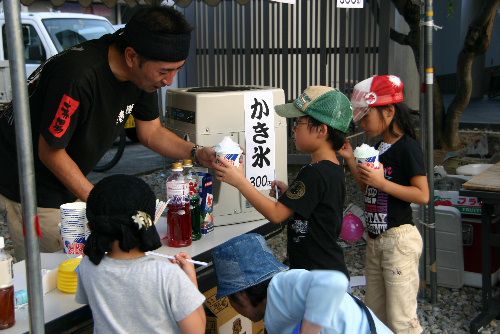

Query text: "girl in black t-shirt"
[340, 75, 429, 334]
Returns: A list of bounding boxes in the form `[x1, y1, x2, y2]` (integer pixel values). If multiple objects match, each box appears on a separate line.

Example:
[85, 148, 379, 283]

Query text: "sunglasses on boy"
[292, 119, 311, 129]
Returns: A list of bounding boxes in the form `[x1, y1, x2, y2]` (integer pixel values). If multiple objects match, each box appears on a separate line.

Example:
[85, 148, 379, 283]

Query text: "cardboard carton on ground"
[204, 286, 264, 334]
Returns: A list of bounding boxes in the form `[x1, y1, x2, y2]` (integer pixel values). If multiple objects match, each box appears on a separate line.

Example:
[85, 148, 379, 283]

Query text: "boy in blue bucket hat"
[212, 233, 393, 334]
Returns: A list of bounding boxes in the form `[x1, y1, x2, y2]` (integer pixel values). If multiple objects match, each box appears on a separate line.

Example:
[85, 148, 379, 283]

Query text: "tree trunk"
[443, 0, 500, 149]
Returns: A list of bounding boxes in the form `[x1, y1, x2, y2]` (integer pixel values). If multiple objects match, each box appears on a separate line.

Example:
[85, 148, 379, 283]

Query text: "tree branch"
[390, 28, 409, 45]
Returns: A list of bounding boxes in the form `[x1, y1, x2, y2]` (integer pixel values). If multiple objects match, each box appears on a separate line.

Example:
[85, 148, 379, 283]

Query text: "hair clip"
[132, 211, 152, 230]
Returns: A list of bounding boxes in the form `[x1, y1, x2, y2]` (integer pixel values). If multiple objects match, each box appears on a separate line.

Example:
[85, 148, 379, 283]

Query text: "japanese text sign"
[337, 0, 363, 8]
[244, 91, 275, 191]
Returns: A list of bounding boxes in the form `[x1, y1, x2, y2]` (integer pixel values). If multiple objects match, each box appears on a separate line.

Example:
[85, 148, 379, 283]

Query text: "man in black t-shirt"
[0, 6, 215, 260]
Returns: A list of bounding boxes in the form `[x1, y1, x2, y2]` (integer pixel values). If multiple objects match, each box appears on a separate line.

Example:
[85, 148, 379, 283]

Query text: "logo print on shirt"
[49, 94, 80, 138]
[116, 104, 134, 124]
[290, 219, 308, 243]
[286, 181, 306, 200]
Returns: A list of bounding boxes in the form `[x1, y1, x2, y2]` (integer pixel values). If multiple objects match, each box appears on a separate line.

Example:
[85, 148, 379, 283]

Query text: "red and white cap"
[351, 75, 405, 122]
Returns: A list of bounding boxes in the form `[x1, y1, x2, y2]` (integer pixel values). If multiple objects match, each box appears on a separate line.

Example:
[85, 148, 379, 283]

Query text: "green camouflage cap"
[274, 86, 353, 133]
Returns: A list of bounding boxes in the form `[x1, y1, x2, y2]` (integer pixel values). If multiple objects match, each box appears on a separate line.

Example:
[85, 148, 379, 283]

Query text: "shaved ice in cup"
[214, 136, 243, 167]
[354, 143, 380, 169]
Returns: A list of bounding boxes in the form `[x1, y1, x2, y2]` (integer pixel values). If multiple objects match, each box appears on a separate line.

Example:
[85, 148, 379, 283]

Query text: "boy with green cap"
[213, 86, 353, 278]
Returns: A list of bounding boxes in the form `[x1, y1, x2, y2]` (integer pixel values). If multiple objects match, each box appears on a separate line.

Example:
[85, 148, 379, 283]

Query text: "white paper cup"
[216, 151, 242, 167]
[61, 232, 86, 254]
[355, 154, 380, 169]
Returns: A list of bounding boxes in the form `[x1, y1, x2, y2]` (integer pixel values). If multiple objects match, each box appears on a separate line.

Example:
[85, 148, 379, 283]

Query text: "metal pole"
[417, 0, 427, 301]
[424, 0, 437, 304]
[3, 0, 46, 331]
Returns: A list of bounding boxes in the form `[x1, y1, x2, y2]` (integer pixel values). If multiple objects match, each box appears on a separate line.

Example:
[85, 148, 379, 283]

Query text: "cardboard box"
[204, 286, 264, 334]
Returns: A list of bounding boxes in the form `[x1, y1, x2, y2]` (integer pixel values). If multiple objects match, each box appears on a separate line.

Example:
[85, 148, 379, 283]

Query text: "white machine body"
[166, 86, 288, 226]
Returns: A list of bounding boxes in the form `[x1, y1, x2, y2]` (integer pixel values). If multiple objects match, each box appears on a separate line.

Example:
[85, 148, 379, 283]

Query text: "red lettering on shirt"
[49, 94, 80, 138]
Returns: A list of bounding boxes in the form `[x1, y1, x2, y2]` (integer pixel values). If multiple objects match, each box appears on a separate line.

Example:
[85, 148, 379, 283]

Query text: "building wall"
[433, 0, 500, 96]
[390, 9, 419, 110]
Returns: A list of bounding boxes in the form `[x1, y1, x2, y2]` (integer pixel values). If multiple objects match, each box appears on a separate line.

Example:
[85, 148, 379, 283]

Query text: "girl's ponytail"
[390, 103, 416, 139]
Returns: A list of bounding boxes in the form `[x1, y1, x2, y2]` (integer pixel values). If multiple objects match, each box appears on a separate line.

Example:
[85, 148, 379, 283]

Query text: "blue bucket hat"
[212, 233, 288, 299]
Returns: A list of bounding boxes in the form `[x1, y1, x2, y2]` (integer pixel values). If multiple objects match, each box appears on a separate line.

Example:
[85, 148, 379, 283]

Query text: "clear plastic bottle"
[166, 162, 188, 201]
[0, 237, 15, 329]
[166, 195, 192, 247]
[183, 160, 202, 241]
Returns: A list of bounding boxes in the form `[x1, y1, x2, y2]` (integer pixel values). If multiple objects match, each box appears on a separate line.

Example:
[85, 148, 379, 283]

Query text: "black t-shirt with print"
[0, 34, 158, 208]
[279, 160, 349, 278]
[364, 135, 426, 235]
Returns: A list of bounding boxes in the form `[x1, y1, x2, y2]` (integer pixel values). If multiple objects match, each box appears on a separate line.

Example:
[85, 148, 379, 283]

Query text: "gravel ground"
[1, 167, 499, 333]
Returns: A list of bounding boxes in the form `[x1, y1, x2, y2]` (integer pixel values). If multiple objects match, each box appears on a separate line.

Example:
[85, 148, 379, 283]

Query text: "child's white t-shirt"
[76, 255, 205, 334]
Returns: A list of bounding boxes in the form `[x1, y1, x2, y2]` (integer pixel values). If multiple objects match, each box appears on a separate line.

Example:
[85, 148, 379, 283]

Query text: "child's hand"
[357, 162, 386, 189]
[269, 180, 288, 198]
[170, 252, 196, 282]
[212, 157, 246, 188]
[338, 140, 355, 161]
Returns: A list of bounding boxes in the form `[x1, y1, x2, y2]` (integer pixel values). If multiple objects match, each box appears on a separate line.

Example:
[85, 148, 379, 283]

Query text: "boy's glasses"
[292, 120, 310, 129]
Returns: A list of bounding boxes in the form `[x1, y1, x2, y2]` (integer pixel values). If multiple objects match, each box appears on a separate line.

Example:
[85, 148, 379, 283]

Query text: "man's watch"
[191, 144, 202, 165]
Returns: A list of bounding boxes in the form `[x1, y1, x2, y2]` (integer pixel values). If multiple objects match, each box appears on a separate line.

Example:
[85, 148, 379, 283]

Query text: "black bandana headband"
[122, 20, 191, 62]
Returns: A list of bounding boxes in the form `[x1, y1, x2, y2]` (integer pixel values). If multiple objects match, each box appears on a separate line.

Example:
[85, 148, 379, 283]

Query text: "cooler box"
[461, 216, 500, 287]
[434, 176, 500, 287]
[412, 205, 464, 288]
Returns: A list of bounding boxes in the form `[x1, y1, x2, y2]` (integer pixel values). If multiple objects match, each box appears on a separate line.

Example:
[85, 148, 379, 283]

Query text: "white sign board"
[244, 91, 275, 191]
[270, 0, 295, 4]
[337, 0, 363, 8]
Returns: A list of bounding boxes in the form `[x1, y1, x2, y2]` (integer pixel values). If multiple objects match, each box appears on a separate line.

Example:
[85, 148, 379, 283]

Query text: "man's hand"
[196, 146, 216, 167]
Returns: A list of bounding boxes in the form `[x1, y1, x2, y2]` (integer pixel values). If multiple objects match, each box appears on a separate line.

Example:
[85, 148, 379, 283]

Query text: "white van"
[0, 12, 115, 101]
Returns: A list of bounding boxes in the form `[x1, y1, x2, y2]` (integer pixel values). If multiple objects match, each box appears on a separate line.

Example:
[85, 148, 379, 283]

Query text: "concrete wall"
[389, 6, 420, 110]
[485, 9, 500, 68]
[433, 1, 500, 96]
[434, 0, 463, 75]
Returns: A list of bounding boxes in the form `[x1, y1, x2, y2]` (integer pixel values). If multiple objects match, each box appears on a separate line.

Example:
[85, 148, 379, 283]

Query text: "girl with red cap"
[339, 75, 429, 334]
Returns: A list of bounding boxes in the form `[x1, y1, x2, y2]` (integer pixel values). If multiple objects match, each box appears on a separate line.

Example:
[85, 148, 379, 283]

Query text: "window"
[2, 24, 46, 64]
[42, 18, 114, 52]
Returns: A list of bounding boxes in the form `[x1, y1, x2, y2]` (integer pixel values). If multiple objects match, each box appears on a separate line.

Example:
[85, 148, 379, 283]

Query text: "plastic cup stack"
[60, 202, 89, 255]
[57, 258, 82, 294]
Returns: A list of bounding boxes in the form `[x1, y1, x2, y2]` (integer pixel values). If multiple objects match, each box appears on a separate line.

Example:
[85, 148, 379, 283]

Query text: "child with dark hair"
[212, 233, 393, 333]
[76, 174, 206, 334]
[340, 75, 429, 334]
[213, 86, 353, 278]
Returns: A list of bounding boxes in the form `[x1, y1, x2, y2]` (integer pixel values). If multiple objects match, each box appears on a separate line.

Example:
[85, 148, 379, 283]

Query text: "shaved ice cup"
[354, 144, 380, 169]
[214, 136, 242, 167]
